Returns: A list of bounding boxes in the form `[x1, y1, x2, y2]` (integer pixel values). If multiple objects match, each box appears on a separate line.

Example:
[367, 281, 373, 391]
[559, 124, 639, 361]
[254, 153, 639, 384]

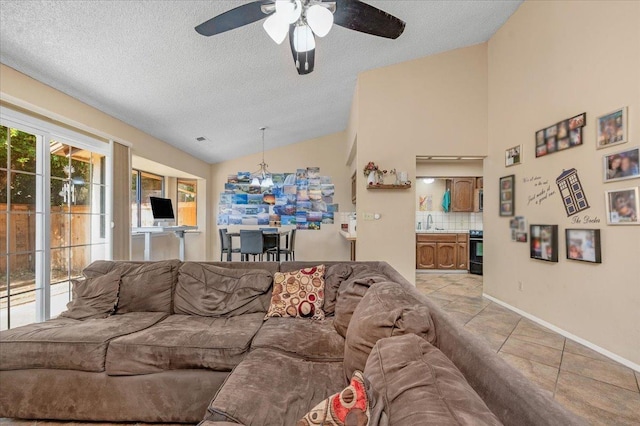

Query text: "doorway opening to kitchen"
[415, 158, 484, 274]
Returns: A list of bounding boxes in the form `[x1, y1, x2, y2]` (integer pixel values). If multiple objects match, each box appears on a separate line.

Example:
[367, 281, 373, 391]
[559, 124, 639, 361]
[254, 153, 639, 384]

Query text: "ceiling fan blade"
[289, 26, 315, 75]
[195, 1, 273, 36]
[333, 0, 405, 39]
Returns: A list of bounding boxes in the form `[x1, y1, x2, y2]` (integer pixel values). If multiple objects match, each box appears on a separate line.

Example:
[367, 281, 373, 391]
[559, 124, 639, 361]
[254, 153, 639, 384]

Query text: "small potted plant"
[363, 162, 386, 185]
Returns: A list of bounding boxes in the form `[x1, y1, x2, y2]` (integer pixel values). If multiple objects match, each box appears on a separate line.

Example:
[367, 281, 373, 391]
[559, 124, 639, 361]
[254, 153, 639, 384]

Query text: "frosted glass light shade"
[293, 24, 315, 52]
[263, 13, 289, 44]
[261, 176, 274, 188]
[276, 0, 302, 24]
[306, 4, 333, 37]
[251, 177, 261, 186]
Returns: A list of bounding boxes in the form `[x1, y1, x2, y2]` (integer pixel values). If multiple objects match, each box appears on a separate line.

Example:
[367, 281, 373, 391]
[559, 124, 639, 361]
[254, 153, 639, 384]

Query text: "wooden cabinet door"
[436, 242, 456, 269]
[451, 178, 475, 212]
[457, 242, 468, 270]
[416, 242, 437, 269]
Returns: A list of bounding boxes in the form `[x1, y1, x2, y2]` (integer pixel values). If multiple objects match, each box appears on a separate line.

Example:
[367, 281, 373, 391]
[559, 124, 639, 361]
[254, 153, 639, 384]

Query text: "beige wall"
[354, 44, 489, 282]
[210, 132, 352, 262]
[0, 64, 212, 260]
[486, 1, 640, 364]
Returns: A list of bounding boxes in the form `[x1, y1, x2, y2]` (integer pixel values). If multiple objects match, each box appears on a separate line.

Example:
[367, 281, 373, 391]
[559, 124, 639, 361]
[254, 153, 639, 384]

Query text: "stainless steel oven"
[469, 230, 483, 275]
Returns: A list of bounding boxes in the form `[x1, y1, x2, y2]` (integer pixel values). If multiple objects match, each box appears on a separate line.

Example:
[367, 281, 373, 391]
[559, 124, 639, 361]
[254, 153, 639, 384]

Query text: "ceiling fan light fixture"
[276, 0, 302, 24]
[306, 4, 334, 37]
[263, 13, 289, 44]
[293, 24, 315, 53]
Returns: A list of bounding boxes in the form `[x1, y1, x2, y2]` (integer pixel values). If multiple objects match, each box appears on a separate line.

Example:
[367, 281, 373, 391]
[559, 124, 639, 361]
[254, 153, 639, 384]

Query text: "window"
[131, 170, 164, 227]
[177, 179, 197, 226]
[0, 109, 111, 330]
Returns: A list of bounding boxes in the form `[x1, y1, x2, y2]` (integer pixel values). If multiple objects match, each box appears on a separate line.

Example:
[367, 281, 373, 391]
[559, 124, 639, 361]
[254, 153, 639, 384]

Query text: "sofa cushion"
[265, 265, 326, 320]
[251, 317, 345, 361]
[364, 334, 502, 426]
[344, 281, 437, 380]
[105, 312, 265, 375]
[323, 263, 353, 316]
[59, 269, 121, 320]
[114, 260, 181, 314]
[333, 269, 391, 337]
[206, 348, 346, 426]
[0, 312, 167, 372]
[298, 370, 371, 426]
[174, 262, 273, 317]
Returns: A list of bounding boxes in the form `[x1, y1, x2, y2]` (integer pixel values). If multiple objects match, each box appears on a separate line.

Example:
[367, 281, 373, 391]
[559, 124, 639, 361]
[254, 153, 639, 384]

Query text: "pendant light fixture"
[251, 127, 274, 189]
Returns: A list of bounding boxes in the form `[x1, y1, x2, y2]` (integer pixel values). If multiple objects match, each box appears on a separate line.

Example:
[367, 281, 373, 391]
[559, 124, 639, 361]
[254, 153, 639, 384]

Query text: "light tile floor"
[415, 272, 640, 426]
[3, 273, 639, 426]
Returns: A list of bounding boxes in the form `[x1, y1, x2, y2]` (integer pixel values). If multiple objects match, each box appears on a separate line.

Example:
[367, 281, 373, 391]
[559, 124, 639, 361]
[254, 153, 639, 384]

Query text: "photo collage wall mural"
[217, 167, 337, 230]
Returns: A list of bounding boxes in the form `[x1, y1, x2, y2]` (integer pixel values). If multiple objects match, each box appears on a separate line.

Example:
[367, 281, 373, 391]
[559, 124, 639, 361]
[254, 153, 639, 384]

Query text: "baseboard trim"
[483, 293, 640, 372]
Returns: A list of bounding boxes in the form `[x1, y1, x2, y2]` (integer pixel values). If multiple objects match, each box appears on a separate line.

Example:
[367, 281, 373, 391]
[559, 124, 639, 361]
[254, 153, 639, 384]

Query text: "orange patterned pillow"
[265, 265, 326, 320]
[297, 370, 371, 426]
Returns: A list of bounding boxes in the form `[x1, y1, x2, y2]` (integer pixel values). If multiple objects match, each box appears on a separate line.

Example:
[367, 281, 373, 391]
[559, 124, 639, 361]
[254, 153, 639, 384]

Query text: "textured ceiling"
[0, 1, 521, 164]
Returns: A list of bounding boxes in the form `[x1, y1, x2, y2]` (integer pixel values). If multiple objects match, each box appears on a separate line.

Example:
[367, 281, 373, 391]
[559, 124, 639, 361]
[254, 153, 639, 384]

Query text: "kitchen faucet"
[426, 214, 433, 230]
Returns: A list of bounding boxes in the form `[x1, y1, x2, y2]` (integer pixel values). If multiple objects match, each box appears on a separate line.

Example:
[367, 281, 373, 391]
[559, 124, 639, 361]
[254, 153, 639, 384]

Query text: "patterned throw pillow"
[297, 370, 371, 426]
[265, 265, 326, 320]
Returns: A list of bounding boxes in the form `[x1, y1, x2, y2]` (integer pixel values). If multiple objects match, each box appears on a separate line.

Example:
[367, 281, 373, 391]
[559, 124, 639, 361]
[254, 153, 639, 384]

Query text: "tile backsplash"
[416, 211, 483, 231]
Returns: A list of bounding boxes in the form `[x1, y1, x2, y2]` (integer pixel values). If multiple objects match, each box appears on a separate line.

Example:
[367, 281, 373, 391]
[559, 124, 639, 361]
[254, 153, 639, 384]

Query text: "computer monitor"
[149, 197, 175, 225]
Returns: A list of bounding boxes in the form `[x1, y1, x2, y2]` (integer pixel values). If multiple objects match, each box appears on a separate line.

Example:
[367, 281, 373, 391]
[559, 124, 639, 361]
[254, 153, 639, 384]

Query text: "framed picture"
[605, 187, 639, 225]
[569, 113, 586, 130]
[499, 175, 515, 217]
[597, 107, 628, 149]
[536, 112, 586, 158]
[603, 146, 639, 183]
[565, 229, 602, 263]
[505, 145, 522, 167]
[530, 224, 558, 262]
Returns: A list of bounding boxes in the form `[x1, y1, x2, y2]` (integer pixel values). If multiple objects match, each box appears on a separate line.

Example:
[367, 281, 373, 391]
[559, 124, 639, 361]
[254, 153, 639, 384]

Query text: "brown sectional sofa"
[0, 260, 585, 425]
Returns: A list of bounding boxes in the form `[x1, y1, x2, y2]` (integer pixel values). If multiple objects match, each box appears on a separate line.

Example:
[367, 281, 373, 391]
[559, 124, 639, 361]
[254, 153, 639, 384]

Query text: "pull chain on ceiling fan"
[195, 0, 405, 75]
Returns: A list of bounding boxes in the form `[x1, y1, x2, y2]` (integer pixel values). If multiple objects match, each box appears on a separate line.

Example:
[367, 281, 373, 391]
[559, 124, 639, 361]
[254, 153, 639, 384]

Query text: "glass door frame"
[0, 105, 112, 324]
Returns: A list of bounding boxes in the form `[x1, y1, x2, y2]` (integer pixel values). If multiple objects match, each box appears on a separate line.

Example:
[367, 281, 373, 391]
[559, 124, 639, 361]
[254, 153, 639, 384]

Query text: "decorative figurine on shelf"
[389, 169, 400, 185]
[363, 162, 386, 185]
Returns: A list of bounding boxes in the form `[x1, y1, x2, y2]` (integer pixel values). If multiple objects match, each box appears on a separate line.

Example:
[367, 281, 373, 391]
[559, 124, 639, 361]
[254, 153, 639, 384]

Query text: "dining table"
[226, 229, 289, 261]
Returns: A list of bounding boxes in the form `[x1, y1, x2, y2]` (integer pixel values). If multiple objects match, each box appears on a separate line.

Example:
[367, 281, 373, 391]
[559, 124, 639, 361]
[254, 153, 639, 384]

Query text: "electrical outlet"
[363, 212, 374, 221]
[518, 281, 524, 291]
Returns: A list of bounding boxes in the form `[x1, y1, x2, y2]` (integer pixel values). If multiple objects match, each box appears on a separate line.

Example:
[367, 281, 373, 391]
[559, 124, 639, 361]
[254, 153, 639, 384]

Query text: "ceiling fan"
[195, 0, 405, 75]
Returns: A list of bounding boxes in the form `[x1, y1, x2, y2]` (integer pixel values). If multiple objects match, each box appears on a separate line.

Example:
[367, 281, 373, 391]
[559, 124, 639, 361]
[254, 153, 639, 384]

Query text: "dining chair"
[219, 228, 241, 261]
[240, 230, 264, 261]
[267, 228, 296, 261]
[260, 228, 279, 254]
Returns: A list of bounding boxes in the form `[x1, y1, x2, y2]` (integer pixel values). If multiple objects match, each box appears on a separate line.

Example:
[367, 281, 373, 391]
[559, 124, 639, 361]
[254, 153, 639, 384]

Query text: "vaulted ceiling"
[0, 1, 522, 163]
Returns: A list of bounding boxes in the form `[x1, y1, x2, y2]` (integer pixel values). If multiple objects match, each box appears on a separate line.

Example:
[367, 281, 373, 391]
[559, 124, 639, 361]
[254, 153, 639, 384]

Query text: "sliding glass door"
[0, 110, 111, 330]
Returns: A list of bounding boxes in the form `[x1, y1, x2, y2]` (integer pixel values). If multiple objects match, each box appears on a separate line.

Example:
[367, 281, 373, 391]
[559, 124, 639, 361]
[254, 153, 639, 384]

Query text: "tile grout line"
[553, 339, 567, 398]
[497, 316, 522, 354]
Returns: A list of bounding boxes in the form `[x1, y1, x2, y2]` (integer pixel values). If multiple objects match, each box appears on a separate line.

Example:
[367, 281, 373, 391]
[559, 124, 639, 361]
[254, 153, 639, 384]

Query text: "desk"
[133, 226, 197, 261]
[226, 230, 288, 261]
[339, 230, 357, 261]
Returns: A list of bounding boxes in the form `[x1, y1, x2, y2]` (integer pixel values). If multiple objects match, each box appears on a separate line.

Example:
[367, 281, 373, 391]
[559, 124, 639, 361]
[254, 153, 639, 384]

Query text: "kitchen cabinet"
[456, 236, 469, 269]
[449, 178, 475, 212]
[416, 233, 469, 270]
[416, 241, 436, 269]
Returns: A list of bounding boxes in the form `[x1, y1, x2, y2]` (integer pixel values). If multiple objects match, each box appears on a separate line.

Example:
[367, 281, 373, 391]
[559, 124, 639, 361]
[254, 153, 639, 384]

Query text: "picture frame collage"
[535, 112, 586, 158]
[217, 167, 338, 230]
[499, 175, 515, 217]
[525, 223, 602, 264]
[596, 106, 639, 225]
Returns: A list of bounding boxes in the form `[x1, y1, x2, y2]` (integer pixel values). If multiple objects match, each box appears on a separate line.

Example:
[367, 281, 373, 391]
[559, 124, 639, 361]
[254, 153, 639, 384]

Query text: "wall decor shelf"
[367, 183, 412, 190]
